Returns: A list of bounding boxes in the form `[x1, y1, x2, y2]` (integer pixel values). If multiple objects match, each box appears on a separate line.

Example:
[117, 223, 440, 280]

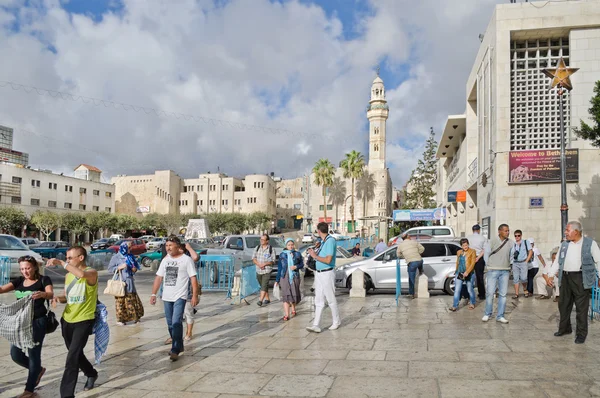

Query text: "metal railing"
[239, 260, 261, 302]
[198, 254, 235, 298]
[0, 256, 10, 285]
[591, 278, 600, 321]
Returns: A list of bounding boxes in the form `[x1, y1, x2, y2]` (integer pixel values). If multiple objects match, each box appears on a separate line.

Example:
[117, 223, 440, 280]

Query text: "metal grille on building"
[510, 38, 571, 150]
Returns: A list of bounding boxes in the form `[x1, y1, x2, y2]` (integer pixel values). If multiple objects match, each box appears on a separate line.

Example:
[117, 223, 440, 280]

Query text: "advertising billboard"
[393, 208, 446, 222]
[508, 149, 578, 184]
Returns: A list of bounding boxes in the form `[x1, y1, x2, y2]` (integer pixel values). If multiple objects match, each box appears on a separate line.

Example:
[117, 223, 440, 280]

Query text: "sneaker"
[497, 317, 509, 324]
[35, 367, 46, 387]
[306, 325, 322, 333]
[481, 315, 490, 322]
[329, 324, 340, 330]
[263, 300, 270, 305]
[169, 352, 179, 361]
[83, 375, 98, 391]
[257, 300, 263, 307]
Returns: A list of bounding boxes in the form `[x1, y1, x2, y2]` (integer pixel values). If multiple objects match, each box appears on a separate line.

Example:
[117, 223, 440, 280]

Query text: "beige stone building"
[436, 0, 600, 258]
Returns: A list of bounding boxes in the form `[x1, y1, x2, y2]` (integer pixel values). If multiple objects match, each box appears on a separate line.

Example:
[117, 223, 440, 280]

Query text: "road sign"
[529, 197, 544, 208]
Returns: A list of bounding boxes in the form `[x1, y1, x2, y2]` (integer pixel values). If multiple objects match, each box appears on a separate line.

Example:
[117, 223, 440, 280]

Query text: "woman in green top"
[0, 255, 53, 398]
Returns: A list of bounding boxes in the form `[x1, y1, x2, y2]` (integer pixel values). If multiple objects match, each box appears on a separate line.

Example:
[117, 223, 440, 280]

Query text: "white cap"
[528, 238, 535, 244]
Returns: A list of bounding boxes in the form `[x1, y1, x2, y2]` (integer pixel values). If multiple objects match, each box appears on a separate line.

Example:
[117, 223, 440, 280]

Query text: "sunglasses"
[18, 255, 35, 262]
[166, 237, 181, 244]
[514, 234, 521, 237]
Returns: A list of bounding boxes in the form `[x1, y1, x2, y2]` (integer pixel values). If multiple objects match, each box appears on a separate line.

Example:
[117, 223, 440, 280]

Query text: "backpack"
[255, 244, 274, 259]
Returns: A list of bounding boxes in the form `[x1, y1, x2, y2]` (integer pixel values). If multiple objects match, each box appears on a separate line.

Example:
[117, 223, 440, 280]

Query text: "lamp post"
[542, 57, 578, 239]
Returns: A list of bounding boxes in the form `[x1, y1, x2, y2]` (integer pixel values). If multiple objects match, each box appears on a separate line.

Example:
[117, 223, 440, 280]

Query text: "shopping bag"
[273, 284, 281, 301]
[104, 269, 126, 297]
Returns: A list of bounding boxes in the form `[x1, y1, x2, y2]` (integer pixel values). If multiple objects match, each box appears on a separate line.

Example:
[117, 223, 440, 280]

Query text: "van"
[109, 234, 124, 240]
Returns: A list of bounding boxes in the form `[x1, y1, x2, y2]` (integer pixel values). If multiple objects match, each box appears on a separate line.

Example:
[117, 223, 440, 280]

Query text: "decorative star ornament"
[541, 57, 579, 91]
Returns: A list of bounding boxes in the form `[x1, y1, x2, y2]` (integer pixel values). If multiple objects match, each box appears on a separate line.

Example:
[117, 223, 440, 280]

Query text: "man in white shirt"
[150, 237, 199, 361]
[466, 224, 487, 300]
[536, 247, 559, 301]
[555, 221, 600, 344]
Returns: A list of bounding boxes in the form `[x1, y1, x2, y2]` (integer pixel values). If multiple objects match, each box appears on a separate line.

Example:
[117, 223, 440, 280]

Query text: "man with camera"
[510, 230, 533, 298]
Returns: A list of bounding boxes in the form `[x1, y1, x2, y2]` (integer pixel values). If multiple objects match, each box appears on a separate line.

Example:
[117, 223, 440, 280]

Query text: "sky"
[0, 0, 502, 188]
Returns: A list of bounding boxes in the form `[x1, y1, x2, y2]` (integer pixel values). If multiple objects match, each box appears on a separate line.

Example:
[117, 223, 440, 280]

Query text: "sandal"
[283, 316, 289, 321]
[291, 311, 297, 316]
[449, 307, 457, 312]
[512, 295, 519, 299]
[468, 304, 475, 310]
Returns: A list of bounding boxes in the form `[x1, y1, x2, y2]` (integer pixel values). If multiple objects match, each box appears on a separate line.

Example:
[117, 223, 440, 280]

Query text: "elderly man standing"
[555, 221, 600, 344]
[396, 234, 424, 299]
[483, 224, 514, 324]
[466, 224, 487, 300]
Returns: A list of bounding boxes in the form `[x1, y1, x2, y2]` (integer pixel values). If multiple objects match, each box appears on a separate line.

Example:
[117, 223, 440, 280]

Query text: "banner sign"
[447, 191, 466, 203]
[508, 149, 579, 184]
[136, 206, 150, 213]
[393, 208, 446, 222]
[184, 219, 211, 240]
[529, 197, 544, 208]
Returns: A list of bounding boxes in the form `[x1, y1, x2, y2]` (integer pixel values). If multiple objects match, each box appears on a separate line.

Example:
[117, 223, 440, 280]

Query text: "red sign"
[508, 149, 579, 184]
[318, 217, 332, 223]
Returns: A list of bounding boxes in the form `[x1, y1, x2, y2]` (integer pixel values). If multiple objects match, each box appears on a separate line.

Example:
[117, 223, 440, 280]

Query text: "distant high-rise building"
[0, 125, 29, 166]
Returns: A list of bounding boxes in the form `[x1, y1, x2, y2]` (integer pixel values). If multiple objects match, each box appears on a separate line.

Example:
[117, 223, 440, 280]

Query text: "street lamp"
[542, 57, 578, 240]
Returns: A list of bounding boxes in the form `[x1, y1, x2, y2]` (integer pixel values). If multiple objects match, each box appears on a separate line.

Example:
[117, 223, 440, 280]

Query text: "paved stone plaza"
[1, 269, 600, 397]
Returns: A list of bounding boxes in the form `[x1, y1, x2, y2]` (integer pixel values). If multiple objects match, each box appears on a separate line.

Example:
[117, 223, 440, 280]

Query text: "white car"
[146, 237, 166, 250]
[20, 237, 42, 249]
[0, 235, 44, 278]
[301, 234, 314, 244]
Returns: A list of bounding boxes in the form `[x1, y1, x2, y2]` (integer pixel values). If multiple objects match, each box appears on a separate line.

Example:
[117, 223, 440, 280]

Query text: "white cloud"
[0, 0, 502, 189]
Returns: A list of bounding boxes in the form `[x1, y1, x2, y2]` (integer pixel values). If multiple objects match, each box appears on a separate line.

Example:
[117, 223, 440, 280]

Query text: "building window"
[31, 179, 40, 187]
[11, 196, 21, 204]
[319, 205, 333, 211]
[65, 185, 73, 192]
[277, 204, 281, 208]
[48, 183, 57, 190]
[79, 204, 86, 210]
[12, 176, 22, 184]
[199, 185, 202, 191]
[284, 187, 291, 195]
[294, 204, 301, 210]
[48, 200, 57, 208]
[105, 192, 112, 198]
[93, 190, 100, 196]
[30, 198, 40, 206]
[222, 199, 228, 205]
[64, 202, 72, 209]
[183, 186, 188, 193]
[93, 206, 99, 211]
[79, 188, 87, 194]
[105, 207, 111, 212]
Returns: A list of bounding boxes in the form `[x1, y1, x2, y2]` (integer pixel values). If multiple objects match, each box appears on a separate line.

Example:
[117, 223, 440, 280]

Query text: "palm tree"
[339, 150, 365, 233]
[356, 171, 377, 230]
[312, 159, 336, 224]
[329, 176, 347, 231]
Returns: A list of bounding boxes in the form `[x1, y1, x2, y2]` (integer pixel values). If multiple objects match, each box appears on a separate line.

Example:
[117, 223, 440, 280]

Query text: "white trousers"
[535, 275, 559, 297]
[313, 270, 340, 327]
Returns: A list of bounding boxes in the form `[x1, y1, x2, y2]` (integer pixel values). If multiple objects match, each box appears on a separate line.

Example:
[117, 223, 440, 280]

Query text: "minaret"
[367, 70, 388, 170]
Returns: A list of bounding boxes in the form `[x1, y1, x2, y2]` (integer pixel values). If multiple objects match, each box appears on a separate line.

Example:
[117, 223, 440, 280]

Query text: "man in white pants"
[306, 222, 340, 333]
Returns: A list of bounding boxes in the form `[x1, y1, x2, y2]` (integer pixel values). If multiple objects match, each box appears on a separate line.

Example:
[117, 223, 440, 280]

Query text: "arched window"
[374, 127, 379, 135]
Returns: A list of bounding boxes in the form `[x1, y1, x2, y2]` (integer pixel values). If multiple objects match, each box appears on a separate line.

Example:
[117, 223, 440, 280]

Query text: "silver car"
[334, 239, 461, 295]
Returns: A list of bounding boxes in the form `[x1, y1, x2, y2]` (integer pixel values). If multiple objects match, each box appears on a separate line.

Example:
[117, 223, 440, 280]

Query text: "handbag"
[104, 269, 126, 297]
[45, 302, 59, 334]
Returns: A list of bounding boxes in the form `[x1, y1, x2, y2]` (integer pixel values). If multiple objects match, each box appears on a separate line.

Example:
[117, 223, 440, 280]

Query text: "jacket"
[396, 239, 424, 263]
[558, 236, 598, 289]
[276, 250, 303, 283]
[455, 248, 476, 275]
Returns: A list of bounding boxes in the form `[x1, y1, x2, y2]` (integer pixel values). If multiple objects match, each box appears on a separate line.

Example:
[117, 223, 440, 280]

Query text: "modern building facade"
[436, 0, 600, 258]
[0, 125, 29, 166]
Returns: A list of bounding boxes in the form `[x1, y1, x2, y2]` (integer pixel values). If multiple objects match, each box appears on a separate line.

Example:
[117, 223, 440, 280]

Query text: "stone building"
[436, 0, 600, 257]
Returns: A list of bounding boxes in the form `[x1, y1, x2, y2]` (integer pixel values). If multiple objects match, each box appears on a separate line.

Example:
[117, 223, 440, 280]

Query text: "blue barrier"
[198, 255, 234, 298]
[239, 260, 261, 302]
[395, 258, 402, 306]
[591, 279, 600, 321]
[0, 256, 10, 285]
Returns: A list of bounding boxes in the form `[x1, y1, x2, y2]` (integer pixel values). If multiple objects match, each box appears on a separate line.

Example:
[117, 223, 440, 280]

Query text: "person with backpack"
[509, 230, 533, 298]
[253, 234, 275, 306]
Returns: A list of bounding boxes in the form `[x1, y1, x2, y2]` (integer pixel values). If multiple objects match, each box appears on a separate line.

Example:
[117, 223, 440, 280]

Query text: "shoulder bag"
[104, 269, 126, 297]
[490, 239, 509, 257]
[41, 277, 58, 334]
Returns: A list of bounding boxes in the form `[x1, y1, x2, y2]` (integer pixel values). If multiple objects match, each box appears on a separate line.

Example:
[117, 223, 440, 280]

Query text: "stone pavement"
[1, 269, 600, 397]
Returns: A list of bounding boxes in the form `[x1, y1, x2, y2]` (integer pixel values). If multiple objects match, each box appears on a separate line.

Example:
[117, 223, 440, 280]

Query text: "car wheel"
[209, 262, 219, 284]
[444, 277, 455, 295]
[346, 272, 373, 291]
[141, 257, 152, 268]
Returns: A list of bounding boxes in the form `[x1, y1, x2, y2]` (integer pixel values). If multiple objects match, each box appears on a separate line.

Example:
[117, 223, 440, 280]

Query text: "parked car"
[388, 232, 433, 246]
[139, 235, 155, 243]
[299, 244, 359, 276]
[90, 238, 117, 251]
[301, 234, 314, 244]
[108, 239, 146, 255]
[138, 241, 209, 268]
[212, 236, 226, 246]
[32, 241, 71, 260]
[20, 237, 42, 249]
[335, 239, 461, 295]
[109, 234, 125, 240]
[146, 237, 167, 250]
[0, 235, 44, 278]
[389, 226, 455, 245]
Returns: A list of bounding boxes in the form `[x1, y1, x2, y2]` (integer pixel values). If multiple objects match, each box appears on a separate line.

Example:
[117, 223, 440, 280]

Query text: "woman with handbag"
[275, 238, 304, 321]
[0, 255, 53, 397]
[449, 238, 477, 312]
[108, 242, 144, 325]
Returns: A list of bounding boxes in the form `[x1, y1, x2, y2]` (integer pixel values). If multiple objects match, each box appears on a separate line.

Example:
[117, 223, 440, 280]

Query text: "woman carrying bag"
[108, 242, 144, 325]
[449, 238, 477, 312]
[0, 255, 53, 398]
[275, 238, 303, 321]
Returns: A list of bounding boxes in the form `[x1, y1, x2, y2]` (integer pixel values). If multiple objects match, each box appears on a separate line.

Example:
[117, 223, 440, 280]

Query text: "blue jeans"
[484, 270, 510, 319]
[11, 316, 46, 392]
[453, 274, 476, 308]
[164, 299, 186, 355]
[407, 260, 424, 295]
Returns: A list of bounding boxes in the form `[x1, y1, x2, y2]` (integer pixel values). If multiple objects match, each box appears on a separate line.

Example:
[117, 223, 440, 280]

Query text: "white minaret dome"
[373, 76, 383, 84]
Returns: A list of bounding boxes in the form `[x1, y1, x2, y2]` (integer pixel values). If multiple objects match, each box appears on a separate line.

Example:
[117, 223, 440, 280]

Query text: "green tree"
[0, 207, 28, 235]
[115, 214, 139, 234]
[573, 80, 600, 147]
[86, 212, 112, 239]
[247, 211, 271, 234]
[62, 213, 87, 244]
[224, 213, 247, 234]
[328, 176, 346, 231]
[339, 150, 365, 232]
[159, 213, 183, 235]
[405, 128, 438, 209]
[139, 213, 162, 236]
[30, 211, 61, 241]
[356, 170, 377, 221]
[203, 213, 227, 235]
[313, 158, 335, 223]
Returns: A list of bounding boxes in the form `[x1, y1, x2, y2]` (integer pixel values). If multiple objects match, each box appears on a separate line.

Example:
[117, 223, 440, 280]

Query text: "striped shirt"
[253, 244, 274, 275]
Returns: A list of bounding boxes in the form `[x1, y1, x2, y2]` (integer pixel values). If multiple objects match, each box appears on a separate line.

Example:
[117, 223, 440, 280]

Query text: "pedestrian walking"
[483, 224, 514, 324]
[449, 238, 476, 312]
[526, 238, 546, 296]
[466, 224, 487, 300]
[306, 222, 340, 333]
[0, 256, 53, 397]
[150, 236, 199, 361]
[396, 234, 424, 299]
[374, 239, 387, 253]
[49, 246, 99, 397]
[510, 230, 533, 298]
[108, 242, 144, 326]
[554, 221, 600, 344]
[253, 234, 275, 307]
[536, 247, 560, 301]
[275, 238, 303, 321]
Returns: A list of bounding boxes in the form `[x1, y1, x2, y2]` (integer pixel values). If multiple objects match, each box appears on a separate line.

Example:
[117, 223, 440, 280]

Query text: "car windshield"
[187, 242, 208, 251]
[0, 236, 29, 250]
[337, 247, 352, 258]
[39, 242, 57, 247]
[113, 240, 126, 246]
[151, 238, 163, 242]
